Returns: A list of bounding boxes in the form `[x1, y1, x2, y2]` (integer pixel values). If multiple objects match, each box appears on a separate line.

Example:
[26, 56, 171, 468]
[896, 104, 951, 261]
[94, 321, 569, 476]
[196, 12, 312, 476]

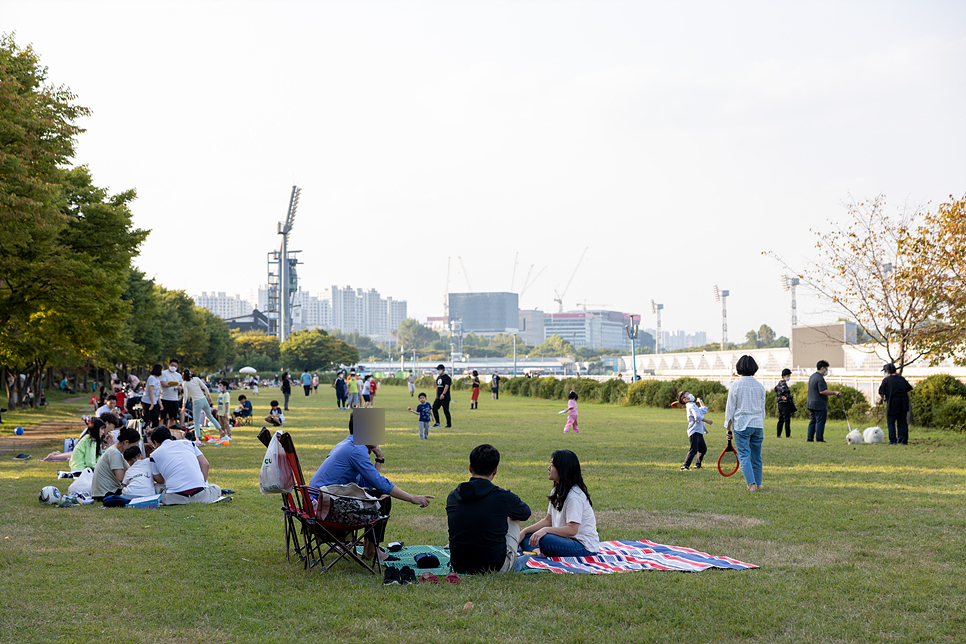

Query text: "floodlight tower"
[277, 186, 301, 342]
[650, 300, 664, 354]
[713, 285, 729, 351]
[781, 275, 800, 327]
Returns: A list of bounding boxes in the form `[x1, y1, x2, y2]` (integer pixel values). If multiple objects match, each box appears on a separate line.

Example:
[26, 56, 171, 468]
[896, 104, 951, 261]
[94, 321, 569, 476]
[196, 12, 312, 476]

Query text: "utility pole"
[713, 285, 729, 351]
[651, 300, 663, 354]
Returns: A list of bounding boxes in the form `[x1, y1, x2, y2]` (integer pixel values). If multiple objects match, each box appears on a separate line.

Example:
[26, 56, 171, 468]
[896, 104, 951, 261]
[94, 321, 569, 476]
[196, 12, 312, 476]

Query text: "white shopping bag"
[259, 431, 293, 494]
[67, 468, 94, 497]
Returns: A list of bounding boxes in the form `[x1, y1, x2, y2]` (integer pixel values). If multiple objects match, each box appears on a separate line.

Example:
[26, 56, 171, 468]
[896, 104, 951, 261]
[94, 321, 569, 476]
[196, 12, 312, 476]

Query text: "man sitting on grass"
[149, 426, 222, 505]
[446, 444, 532, 574]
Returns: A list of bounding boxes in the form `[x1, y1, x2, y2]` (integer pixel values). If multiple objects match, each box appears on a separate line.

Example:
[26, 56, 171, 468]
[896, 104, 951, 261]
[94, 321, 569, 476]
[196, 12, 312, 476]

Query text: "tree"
[392, 318, 438, 351]
[768, 195, 942, 372]
[907, 193, 966, 364]
[744, 330, 760, 349]
[758, 325, 776, 347]
[530, 335, 577, 357]
[234, 330, 281, 362]
[281, 329, 359, 372]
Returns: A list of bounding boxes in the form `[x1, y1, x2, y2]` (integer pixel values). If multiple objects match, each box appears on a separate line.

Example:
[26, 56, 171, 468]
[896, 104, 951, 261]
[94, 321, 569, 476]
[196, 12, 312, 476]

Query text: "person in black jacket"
[774, 368, 795, 438]
[280, 371, 292, 411]
[879, 363, 913, 445]
[446, 444, 531, 574]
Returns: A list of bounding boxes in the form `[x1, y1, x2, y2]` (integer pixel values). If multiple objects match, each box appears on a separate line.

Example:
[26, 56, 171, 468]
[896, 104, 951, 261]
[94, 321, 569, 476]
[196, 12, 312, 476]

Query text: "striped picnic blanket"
[524, 539, 759, 574]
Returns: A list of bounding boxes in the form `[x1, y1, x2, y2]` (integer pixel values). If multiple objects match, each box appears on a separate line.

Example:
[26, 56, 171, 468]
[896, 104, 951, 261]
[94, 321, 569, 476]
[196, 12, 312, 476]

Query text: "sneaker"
[12, 453, 30, 460]
[399, 566, 417, 584]
[694, 462, 702, 469]
[383, 567, 401, 585]
[432, 424, 441, 428]
[680, 465, 690, 470]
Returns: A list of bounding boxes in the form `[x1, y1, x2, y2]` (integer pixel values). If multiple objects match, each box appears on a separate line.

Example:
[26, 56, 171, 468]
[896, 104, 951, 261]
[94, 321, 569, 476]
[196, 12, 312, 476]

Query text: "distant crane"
[519, 265, 546, 301]
[510, 251, 519, 292]
[577, 301, 609, 311]
[457, 256, 473, 292]
[553, 247, 588, 312]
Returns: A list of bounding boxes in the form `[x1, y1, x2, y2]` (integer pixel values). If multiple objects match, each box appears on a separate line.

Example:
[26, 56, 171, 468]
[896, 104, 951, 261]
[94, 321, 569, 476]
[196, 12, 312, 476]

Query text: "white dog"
[846, 429, 864, 445]
[863, 426, 885, 444]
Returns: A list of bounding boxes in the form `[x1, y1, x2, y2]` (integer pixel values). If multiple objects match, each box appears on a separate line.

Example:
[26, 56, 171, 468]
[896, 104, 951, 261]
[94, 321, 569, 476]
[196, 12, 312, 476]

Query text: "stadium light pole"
[625, 315, 639, 382]
[713, 285, 729, 351]
[650, 300, 663, 354]
[781, 275, 800, 328]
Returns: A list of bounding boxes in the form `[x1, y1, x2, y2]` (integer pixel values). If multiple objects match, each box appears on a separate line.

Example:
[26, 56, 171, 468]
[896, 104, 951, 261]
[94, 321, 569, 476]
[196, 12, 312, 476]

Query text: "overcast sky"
[5, 0, 965, 342]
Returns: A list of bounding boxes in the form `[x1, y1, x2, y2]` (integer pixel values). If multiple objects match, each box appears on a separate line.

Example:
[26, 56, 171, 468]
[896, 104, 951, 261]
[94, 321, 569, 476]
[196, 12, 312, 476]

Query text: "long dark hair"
[88, 418, 107, 457]
[548, 449, 592, 512]
[150, 364, 163, 378]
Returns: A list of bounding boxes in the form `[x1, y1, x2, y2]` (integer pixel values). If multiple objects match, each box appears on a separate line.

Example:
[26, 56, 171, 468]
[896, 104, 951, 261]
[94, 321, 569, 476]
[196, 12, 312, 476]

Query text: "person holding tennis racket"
[678, 390, 713, 470]
[724, 355, 767, 491]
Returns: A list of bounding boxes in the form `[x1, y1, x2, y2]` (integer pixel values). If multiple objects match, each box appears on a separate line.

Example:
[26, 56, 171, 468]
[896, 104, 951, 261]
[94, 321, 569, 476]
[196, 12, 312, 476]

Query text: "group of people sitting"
[308, 413, 599, 574]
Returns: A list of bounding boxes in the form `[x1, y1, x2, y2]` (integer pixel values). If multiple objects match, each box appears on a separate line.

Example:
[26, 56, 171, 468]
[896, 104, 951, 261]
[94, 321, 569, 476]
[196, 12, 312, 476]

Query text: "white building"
[193, 292, 255, 319]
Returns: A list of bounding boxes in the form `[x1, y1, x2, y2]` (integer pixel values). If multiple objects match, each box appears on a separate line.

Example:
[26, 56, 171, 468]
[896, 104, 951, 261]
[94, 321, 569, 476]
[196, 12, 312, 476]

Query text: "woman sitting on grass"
[519, 449, 600, 558]
[69, 418, 107, 471]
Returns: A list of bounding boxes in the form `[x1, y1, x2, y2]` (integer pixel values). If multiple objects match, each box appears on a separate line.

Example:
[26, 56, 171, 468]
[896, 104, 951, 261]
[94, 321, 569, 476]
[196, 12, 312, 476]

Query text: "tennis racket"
[717, 437, 740, 477]
[670, 401, 687, 409]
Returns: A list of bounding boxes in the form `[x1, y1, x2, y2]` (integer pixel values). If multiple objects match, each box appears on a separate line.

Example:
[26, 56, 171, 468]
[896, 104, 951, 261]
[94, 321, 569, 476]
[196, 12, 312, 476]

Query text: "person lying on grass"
[308, 412, 435, 561]
[519, 449, 600, 558]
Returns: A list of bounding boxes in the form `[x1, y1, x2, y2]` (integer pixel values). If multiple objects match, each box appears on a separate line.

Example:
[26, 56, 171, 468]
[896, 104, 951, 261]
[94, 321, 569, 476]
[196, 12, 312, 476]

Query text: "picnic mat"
[524, 539, 759, 574]
[372, 544, 452, 577]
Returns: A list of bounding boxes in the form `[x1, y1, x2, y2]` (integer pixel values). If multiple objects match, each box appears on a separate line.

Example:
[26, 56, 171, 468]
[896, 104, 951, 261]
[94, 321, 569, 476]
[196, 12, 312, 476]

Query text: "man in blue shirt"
[309, 413, 435, 559]
[300, 370, 313, 397]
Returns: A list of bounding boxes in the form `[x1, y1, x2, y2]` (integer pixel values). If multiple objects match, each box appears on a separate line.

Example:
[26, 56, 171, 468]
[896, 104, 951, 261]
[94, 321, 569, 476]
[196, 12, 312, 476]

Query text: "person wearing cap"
[432, 364, 452, 428]
[878, 363, 913, 445]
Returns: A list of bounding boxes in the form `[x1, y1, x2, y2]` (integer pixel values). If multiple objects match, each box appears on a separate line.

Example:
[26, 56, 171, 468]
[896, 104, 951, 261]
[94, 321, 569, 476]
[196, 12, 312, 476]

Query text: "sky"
[4, 0, 965, 343]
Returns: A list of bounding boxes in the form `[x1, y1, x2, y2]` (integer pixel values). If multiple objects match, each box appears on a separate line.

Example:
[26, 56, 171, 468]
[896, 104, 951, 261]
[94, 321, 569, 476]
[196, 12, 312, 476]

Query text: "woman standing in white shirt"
[724, 355, 767, 491]
[519, 449, 599, 557]
[144, 364, 163, 428]
[180, 369, 221, 433]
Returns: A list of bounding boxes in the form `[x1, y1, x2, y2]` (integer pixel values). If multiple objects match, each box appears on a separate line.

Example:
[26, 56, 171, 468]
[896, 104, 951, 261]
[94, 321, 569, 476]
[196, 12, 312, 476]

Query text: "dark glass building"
[448, 292, 519, 334]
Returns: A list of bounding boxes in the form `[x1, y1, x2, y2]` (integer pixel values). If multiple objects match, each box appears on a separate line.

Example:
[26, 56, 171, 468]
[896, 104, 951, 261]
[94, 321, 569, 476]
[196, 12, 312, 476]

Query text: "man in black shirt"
[432, 364, 452, 428]
[446, 444, 531, 574]
[879, 363, 913, 445]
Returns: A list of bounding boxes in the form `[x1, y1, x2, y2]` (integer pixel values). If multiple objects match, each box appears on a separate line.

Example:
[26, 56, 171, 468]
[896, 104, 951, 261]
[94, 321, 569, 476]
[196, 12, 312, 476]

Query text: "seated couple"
[446, 445, 599, 575]
[308, 413, 435, 560]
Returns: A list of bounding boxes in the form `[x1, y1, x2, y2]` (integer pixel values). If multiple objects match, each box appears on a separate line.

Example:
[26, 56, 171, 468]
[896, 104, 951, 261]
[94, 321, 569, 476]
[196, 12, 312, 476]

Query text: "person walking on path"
[432, 364, 452, 428]
[300, 370, 312, 397]
[407, 370, 416, 397]
[806, 360, 842, 443]
[724, 355, 767, 491]
[280, 372, 292, 411]
[774, 368, 795, 438]
[491, 373, 500, 400]
[333, 371, 348, 410]
[879, 363, 913, 445]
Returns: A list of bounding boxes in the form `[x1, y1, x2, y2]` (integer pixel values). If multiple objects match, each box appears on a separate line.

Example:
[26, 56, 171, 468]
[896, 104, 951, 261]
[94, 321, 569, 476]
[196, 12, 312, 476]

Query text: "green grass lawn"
[1, 384, 964, 643]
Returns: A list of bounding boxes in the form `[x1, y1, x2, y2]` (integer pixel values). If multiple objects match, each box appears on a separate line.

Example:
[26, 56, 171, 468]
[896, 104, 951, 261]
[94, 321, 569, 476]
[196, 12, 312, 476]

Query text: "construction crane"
[519, 265, 546, 299]
[457, 256, 473, 292]
[553, 247, 588, 312]
[577, 300, 609, 311]
[510, 251, 519, 292]
[443, 257, 451, 318]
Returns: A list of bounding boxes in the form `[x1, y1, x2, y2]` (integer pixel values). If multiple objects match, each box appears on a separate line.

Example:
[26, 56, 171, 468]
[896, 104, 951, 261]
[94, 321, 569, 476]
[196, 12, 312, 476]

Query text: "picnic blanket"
[524, 539, 759, 574]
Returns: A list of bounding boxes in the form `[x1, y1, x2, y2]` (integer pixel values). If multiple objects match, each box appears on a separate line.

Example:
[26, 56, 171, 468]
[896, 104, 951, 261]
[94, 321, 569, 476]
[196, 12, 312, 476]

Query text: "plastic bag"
[68, 467, 94, 497]
[259, 431, 293, 494]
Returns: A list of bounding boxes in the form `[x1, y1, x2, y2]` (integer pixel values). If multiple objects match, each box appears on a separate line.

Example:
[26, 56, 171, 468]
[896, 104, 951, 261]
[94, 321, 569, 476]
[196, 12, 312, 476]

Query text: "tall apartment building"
[193, 292, 255, 319]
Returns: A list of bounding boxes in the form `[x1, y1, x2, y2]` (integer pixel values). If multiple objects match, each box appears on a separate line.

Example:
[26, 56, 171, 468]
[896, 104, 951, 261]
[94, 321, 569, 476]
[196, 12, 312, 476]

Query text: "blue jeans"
[807, 408, 827, 441]
[521, 533, 594, 558]
[733, 426, 763, 487]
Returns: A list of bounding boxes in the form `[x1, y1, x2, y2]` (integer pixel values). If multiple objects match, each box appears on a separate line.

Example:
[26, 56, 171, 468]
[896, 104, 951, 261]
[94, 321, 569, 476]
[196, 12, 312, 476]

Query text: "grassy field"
[1, 384, 964, 644]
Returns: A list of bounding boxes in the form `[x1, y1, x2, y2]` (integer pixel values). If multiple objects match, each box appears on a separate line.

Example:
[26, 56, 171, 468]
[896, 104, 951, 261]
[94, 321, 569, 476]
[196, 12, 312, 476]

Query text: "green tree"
[530, 335, 576, 357]
[281, 328, 359, 372]
[758, 325, 776, 347]
[234, 330, 281, 362]
[392, 318, 439, 351]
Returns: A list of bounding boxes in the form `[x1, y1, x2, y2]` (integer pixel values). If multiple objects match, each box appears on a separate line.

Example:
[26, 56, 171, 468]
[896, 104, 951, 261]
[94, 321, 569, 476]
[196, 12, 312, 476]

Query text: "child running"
[408, 393, 433, 440]
[562, 390, 579, 433]
[679, 390, 713, 470]
[470, 370, 480, 410]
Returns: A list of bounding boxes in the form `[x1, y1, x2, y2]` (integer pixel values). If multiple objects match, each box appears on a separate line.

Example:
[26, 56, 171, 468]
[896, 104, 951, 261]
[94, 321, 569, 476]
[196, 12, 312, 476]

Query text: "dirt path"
[0, 421, 83, 458]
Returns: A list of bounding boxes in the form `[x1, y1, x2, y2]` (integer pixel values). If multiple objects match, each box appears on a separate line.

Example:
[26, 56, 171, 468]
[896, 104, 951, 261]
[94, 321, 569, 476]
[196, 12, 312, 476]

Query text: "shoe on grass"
[383, 567, 401, 585]
[13, 453, 31, 460]
[399, 566, 417, 584]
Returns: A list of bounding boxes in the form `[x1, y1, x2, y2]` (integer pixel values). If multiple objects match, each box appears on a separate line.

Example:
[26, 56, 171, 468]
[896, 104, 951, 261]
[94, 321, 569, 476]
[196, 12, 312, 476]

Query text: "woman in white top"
[180, 369, 221, 433]
[519, 449, 600, 557]
[144, 364, 163, 428]
[724, 355, 767, 491]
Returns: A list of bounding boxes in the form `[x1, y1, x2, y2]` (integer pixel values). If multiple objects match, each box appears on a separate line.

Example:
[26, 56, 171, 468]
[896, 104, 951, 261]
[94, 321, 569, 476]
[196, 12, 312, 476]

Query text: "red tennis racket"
[670, 401, 687, 409]
[717, 437, 740, 477]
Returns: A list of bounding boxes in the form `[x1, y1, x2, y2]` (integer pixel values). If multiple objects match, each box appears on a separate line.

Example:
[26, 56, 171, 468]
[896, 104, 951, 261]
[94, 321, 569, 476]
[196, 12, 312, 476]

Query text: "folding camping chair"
[275, 432, 389, 575]
[258, 428, 307, 565]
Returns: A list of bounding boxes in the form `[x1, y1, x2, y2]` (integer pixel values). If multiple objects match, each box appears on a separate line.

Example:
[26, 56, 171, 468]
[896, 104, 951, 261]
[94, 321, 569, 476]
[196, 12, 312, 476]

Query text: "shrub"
[911, 374, 966, 427]
[826, 384, 865, 420]
[577, 379, 601, 403]
[503, 377, 524, 395]
[673, 377, 727, 401]
[765, 390, 777, 418]
[705, 393, 727, 413]
[625, 380, 649, 406]
[933, 397, 966, 432]
[600, 378, 628, 405]
[539, 377, 562, 400]
[790, 382, 810, 419]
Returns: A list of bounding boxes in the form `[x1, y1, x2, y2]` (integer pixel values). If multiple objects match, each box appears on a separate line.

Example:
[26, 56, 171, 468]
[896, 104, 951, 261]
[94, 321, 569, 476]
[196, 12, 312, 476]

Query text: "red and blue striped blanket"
[524, 539, 759, 574]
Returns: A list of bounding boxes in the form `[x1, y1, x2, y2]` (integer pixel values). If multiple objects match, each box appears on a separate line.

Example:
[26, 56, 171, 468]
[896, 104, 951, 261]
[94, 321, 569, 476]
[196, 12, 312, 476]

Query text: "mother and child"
[446, 445, 599, 574]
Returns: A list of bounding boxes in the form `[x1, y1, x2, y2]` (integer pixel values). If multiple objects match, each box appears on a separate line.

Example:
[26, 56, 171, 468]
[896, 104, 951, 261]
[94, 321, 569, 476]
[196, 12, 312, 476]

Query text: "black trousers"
[887, 413, 909, 444]
[145, 404, 161, 428]
[777, 403, 793, 437]
[432, 396, 451, 426]
[684, 433, 707, 468]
